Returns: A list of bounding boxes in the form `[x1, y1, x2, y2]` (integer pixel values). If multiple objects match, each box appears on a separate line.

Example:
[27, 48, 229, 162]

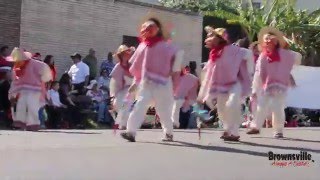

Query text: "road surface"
[0, 128, 319, 180]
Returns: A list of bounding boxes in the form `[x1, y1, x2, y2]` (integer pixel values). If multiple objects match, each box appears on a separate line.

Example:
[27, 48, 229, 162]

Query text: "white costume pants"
[114, 87, 133, 128]
[14, 91, 42, 129]
[251, 93, 286, 133]
[207, 83, 242, 136]
[127, 79, 174, 136]
[171, 99, 184, 127]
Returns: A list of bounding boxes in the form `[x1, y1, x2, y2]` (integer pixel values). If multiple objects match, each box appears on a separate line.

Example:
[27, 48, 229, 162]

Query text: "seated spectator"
[46, 81, 67, 129]
[59, 73, 76, 106]
[86, 80, 111, 124]
[48, 81, 67, 108]
[98, 69, 110, 92]
[58, 73, 82, 128]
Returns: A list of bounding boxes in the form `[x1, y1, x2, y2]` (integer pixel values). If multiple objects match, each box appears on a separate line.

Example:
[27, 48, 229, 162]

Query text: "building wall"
[20, 0, 203, 77]
[0, 0, 22, 48]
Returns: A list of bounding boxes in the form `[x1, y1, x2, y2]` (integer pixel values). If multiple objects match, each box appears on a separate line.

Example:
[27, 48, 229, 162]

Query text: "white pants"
[114, 88, 133, 128]
[171, 99, 184, 127]
[207, 83, 242, 136]
[14, 91, 42, 129]
[251, 93, 286, 134]
[127, 79, 174, 136]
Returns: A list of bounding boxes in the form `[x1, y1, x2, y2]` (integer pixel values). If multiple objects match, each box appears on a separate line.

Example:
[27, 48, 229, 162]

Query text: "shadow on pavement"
[239, 141, 320, 154]
[250, 137, 320, 144]
[140, 129, 223, 134]
[141, 140, 268, 158]
[38, 130, 102, 135]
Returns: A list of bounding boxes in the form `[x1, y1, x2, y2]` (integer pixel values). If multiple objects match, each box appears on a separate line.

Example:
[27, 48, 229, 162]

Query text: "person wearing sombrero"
[120, 16, 184, 142]
[197, 26, 252, 141]
[7, 47, 52, 131]
[247, 27, 301, 138]
[110, 44, 135, 130]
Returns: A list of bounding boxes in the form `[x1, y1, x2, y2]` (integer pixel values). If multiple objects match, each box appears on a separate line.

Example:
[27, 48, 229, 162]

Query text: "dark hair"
[108, 52, 113, 60]
[148, 18, 163, 38]
[218, 37, 227, 45]
[59, 73, 71, 85]
[0, 45, 9, 53]
[237, 37, 250, 49]
[44, 55, 54, 66]
[51, 81, 59, 88]
[100, 69, 108, 76]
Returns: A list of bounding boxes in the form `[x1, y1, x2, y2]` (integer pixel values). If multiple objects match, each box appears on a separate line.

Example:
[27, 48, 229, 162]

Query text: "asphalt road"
[0, 128, 319, 180]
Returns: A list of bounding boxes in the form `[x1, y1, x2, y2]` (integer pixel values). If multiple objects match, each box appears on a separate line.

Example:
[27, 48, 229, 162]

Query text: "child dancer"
[8, 48, 52, 131]
[247, 27, 301, 138]
[110, 45, 135, 129]
[171, 66, 199, 128]
[121, 16, 184, 142]
[198, 26, 252, 141]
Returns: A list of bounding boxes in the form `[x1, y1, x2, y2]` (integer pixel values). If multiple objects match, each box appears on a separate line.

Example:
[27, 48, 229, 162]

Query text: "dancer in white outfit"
[110, 45, 135, 129]
[8, 48, 52, 131]
[121, 16, 184, 142]
[171, 68, 199, 128]
[247, 27, 301, 138]
[198, 26, 252, 141]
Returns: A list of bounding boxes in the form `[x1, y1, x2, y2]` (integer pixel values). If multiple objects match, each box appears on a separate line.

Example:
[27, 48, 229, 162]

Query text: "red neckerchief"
[262, 49, 280, 63]
[209, 44, 226, 62]
[119, 60, 132, 77]
[50, 65, 56, 81]
[140, 36, 164, 47]
[13, 60, 30, 79]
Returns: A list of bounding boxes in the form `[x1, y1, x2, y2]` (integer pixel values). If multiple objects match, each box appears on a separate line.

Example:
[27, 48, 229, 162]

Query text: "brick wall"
[0, 0, 22, 48]
[20, 0, 203, 78]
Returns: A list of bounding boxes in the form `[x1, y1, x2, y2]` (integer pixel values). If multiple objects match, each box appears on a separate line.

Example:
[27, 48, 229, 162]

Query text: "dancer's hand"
[128, 84, 137, 93]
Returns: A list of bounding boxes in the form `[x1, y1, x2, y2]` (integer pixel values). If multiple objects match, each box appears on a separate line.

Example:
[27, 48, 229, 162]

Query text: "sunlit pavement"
[0, 128, 319, 180]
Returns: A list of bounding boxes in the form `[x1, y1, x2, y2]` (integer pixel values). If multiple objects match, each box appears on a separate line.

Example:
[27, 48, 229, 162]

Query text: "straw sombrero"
[204, 26, 227, 41]
[6, 47, 32, 62]
[113, 45, 136, 61]
[258, 27, 286, 48]
[139, 12, 171, 40]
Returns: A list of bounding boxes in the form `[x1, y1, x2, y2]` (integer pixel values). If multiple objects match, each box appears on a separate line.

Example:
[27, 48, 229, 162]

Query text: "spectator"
[58, 73, 81, 128]
[100, 52, 114, 77]
[59, 73, 76, 106]
[97, 69, 110, 92]
[44, 55, 57, 81]
[68, 53, 89, 95]
[0, 66, 12, 128]
[32, 52, 42, 61]
[83, 48, 98, 81]
[48, 81, 67, 108]
[46, 81, 67, 128]
[0, 46, 13, 67]
[86, 80, 110, 124]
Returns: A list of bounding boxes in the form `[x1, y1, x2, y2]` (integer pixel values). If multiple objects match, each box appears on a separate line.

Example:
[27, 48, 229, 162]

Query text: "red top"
[50, 66, 57, 81]
[0, 56, 13, 67]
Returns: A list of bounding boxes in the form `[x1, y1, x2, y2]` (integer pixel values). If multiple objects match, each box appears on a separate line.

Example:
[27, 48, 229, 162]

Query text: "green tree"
[161, 0, 320, 65]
